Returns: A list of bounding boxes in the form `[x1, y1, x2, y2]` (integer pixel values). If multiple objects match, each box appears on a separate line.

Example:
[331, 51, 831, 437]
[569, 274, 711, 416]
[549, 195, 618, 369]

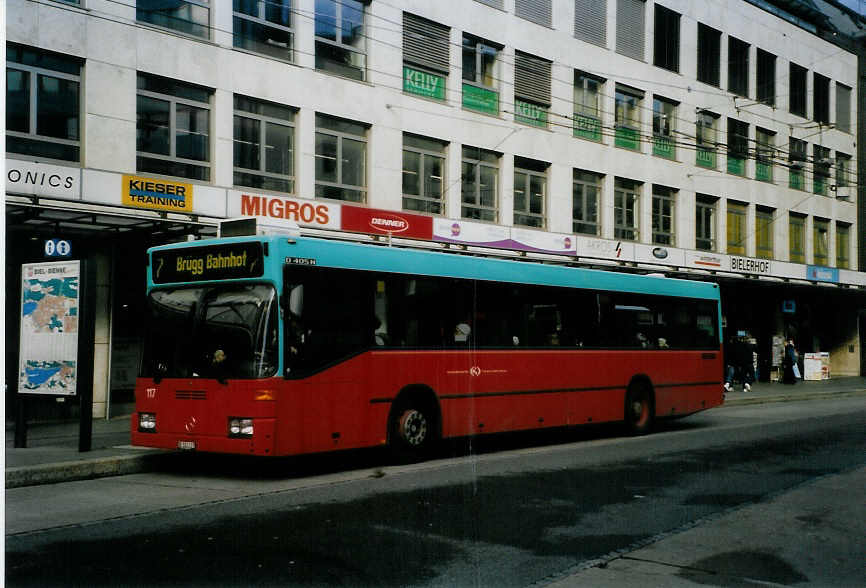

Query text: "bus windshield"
[141, 283, 279, 380]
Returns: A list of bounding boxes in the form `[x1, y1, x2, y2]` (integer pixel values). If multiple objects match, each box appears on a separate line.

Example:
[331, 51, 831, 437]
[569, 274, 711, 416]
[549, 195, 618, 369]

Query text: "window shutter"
[574, 0, 607, 47]
[836, 83, 851, 133]
[403, 13, 450, 73]
[616, 0, 645, 61]
[473, 0, 504, 9]
[515, 51, 552, 106]
[516, 0, 551, 27]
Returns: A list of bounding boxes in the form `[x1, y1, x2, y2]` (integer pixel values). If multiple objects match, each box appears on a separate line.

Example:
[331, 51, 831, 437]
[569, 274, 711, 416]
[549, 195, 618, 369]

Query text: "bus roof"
[148, 235, 720, 301]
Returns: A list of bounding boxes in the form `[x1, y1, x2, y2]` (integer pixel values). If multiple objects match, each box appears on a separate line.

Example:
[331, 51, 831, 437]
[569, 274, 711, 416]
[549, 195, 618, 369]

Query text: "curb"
[5, 451, 173, 489]
[723, 388, 866, 407]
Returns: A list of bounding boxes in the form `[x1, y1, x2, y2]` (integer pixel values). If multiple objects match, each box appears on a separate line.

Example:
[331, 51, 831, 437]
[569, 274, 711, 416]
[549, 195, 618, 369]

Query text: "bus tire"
[625, 381, 655, 435]
[389, 395, 438, 461]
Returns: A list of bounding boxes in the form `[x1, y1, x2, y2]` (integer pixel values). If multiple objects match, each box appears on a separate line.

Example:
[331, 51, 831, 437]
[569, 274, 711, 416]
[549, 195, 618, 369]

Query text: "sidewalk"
[6, 377, 866, 488]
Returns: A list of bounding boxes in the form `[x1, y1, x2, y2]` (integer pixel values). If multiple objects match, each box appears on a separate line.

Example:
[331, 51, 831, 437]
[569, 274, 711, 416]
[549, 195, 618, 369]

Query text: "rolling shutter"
[403, 13, 450, 73]
[516, 0, 552, 27]
[574, 0, 607, 47]
[473, 0, 504, 9]
[515, 51, 552, 106]
[616, 0, 645, 61]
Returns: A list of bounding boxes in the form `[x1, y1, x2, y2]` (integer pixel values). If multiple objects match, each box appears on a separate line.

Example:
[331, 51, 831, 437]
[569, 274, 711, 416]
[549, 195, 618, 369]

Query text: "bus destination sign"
[152, 242, 265, 284]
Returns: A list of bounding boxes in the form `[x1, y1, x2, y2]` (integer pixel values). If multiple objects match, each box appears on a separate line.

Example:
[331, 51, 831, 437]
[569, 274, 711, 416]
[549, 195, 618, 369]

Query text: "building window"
[516, 0, 552, 27]
[696, 195, 717, 251]
[813, 145, 830, 196]
[836, 83, 852, 134]
[514, 51, 552, 128]
[653, 4, 679, 72]
[726, 118, 748, 176]
[651, 185, 675, 245]
[696, 110, 718, 169]
[813, 219, 829, 266]
[789, 62, 807, 117]
[462, 146, 499, 221]
[697, 23, 721, 87]
[755, 128, 775, 183]
[836, 223, 850, 269]
[403, 134, 445, 214]
[402, 13, 450, 101]
[574, 0, 607, 48]
[314, 113, 367, 202]
[233, 95, 295, 193]
[462, 34, 501, 115]
[756, 49, 775, 106]
[574, 71, 604, 141]
[614, 178, 640, 241]
[652, 96, 676, 159]
[137, 0, 209, 39]
[513, 157, 547, 228]
[616, 0, 645, 61]
[136, 73, 211, 181]
[315, 0, 366, 81]
[573, 170, 601, 236]
[789, 214, 805, 263]
[836, 152, 852, 189]
[728, 37, 749, 98]
[789, 137, 806, 190]
[615, 86, 642, 150]
[813, 73, 830, 125]
[233, 0, 293, 61]
[7, 44, 81, 163]
[726, 201, 747, 255]
[755, 207, 773, 259]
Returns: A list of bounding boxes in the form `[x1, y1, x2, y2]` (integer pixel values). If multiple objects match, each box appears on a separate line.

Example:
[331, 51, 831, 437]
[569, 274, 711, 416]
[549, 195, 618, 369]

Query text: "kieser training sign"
[122, 175, 194, 213]
[18, 261, 81, 395]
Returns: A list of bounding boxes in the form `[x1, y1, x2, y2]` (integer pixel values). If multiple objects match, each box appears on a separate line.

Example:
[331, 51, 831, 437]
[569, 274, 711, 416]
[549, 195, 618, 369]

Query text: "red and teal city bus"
[132, 230, 724, 457]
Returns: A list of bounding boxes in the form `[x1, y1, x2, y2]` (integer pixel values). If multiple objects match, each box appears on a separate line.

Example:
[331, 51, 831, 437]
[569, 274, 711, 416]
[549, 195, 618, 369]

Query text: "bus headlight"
[228, 417, 254, 438]
[138, 412, 157, 433]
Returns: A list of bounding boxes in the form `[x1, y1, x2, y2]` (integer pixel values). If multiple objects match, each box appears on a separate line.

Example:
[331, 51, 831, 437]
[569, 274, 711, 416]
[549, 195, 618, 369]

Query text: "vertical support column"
[91, 251, 111, 419]
[78, 260, 97, 452]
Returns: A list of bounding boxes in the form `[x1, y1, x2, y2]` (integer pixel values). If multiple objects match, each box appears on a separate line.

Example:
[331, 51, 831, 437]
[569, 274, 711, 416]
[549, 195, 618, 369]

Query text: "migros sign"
[123, 175, 193, 212]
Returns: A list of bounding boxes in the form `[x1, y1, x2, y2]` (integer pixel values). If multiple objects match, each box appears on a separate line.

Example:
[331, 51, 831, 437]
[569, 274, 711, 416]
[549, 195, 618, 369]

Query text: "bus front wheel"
[625, 383, 655, 435]
[389, 399, 437, 460]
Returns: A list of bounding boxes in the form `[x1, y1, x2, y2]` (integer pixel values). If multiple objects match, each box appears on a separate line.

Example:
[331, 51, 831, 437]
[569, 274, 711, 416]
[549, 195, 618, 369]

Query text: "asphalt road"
[6, 397, 866, 587]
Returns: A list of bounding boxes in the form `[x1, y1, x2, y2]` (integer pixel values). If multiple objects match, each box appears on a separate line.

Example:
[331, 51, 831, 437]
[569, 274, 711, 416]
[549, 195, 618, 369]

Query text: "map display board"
[18, 261, 80, 395]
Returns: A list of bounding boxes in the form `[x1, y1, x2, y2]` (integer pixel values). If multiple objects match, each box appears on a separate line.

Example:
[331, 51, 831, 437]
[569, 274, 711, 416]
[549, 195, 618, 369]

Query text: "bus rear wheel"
[625, 383, 654, 435]
[389, 400, 437, 460]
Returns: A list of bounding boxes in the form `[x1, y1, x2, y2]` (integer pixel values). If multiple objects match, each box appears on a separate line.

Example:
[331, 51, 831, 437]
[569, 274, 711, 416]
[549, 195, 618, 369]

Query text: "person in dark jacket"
[782, 339, 799, 384]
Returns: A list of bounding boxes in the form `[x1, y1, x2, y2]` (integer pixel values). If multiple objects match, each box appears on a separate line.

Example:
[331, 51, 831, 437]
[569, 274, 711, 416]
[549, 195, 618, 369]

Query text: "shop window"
[137, 73, 211, 181]
[233, 0, 293, 61]
[461, 146, 499, 222]
[513, 157, 548, 229]
[614, 178, 640, 241]
[6, 44, 81, 163]
[573, 170, 602, 236]
[402, 13, 449, 101]
[314, 113, 368, 202]
[315, 0, 367, 81]
[233, 95, 295, 194]
[138, 0, 210, 39]
[403, 134, 446, 214]
[756, 49, 775, 106]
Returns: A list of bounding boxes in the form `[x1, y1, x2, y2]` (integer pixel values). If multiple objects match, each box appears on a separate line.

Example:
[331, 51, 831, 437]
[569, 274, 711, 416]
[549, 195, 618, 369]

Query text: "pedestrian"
[736, 336, 755, 392]
[724, 335, 736, 392]
[782, 338, 799, 384]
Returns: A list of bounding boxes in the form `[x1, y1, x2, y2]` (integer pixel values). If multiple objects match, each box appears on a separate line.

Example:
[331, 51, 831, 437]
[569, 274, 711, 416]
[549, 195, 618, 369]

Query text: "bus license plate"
[177, 441, 196, 450]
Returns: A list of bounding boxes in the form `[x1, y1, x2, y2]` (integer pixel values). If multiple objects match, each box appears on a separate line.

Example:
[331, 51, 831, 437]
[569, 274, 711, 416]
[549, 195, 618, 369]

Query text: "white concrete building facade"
[6, 0, 866, 418]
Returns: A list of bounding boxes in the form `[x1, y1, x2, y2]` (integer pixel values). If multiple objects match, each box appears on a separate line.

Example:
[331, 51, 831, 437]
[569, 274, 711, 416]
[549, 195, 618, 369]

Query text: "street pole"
[78, 259, 96, 452]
